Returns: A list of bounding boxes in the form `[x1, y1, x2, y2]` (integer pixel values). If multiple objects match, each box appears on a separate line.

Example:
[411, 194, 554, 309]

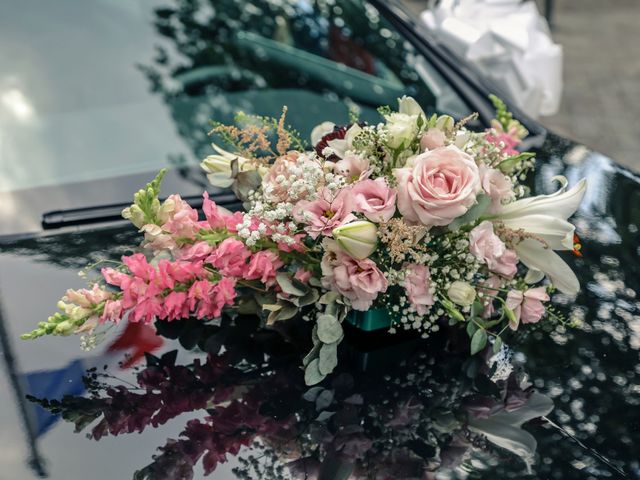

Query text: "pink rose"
[469, 221, 518, 279]
[420, 128, 446, 151]
[243, 250, 284, 286]
[322, 243, 388, 310]
[292, 188, 355, 238]
[261, 152, 300, 202]
[352, 178, 397, 223]
[506, 287, 550, 329]
[206, 238, 251, 277]
[395, 145, 480, 227]
[403, 263, 434, 315]
[479, 165, 514, 213]
[334, 153, 371, 182]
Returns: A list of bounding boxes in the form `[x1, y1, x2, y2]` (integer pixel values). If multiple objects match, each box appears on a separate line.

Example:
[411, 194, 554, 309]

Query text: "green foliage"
[489, 94, 513, 132]
[122, 169, 167, 227]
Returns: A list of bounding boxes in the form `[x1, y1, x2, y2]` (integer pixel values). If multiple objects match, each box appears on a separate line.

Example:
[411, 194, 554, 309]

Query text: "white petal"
[498, 178, 587, 221]
[310, 121, 335, 146]
[398, 96, 425, 117]
[524, 268, 545, 284]
[515, 239, 580, 295]
[501, 214, 576, 250]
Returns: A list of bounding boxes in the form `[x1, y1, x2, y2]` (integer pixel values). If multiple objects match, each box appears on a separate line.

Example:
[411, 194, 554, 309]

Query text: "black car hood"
[1, 133, 639, 479]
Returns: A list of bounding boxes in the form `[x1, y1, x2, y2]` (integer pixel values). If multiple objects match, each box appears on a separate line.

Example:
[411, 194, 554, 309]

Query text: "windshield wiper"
[41, 193, 241, 230]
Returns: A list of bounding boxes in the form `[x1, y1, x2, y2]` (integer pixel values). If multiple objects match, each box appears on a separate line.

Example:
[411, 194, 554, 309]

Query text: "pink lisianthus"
[243, 251, 284, 286]
[403, 263, 434, 315]
[395, 145, 480, 227]
[334, 153, 371, 182]
[469, 221, 518, 279]
[262, 153, 300, 203]
[419, 128, 446, 151]
[323, 247, 388, 310]
[479, 165, 514, 213]
[207, 238, 251, 277]
[292, 188, 356, 239]
[505, 287, 550, 329]
[352, 178, 397, 223]
[161, 194, 201, 240]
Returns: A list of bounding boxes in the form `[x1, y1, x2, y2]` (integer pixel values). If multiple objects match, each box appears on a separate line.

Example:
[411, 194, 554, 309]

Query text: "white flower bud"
[332, 221, 377, 259]
[447, 281, 476, 306]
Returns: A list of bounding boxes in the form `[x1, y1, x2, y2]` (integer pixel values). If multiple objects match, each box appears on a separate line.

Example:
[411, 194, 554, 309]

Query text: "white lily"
[493, 176, 587, 295]
[200, 142, 253, 188]
[332, 221, 377, 259]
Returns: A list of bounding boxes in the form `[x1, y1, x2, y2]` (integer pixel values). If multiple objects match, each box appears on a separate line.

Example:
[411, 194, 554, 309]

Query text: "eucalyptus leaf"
[318, 342, 339, 375]
[315, 411, 335, 422]
[276, 273, 306, 296]
[448, 194, 491, 231]
[470, 300, 483, 318]
[304, 359, 326, 386]
[302, 387, 324, 402]
[317, 314, 343, 344]
[470, 328, 488, 355]
[315, 389, 334, 411]
[303, 343, 321, 367]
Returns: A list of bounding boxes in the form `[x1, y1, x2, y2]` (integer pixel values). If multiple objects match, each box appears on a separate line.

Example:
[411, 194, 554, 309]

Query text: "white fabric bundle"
[421, 0, 563, 118]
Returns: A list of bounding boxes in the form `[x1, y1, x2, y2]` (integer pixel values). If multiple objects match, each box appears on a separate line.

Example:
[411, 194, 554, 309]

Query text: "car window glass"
[0, 0, 468, 194]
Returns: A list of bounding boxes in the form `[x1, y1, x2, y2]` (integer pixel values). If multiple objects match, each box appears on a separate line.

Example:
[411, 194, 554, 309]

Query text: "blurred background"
[404, 0, 640, 171]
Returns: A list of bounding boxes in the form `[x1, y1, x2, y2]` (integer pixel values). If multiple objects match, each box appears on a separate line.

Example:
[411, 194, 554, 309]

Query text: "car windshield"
[0, 0, 467, 195]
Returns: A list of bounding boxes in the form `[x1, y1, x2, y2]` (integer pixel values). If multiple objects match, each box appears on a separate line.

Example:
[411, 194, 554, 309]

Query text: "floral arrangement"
[22, 95, 587, 385]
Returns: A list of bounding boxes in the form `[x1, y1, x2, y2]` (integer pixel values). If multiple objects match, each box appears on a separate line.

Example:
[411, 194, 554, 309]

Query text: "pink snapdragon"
[206, 238, 251, 277]
[505, 287, 550, 329]
[243, 251, 284, 286]
[485, 128, 521, 156]
[292, 188, 356, 238]
[161, 194, 201, 239]
[403, 263, 434, 315]
[352, 178, 397, 223]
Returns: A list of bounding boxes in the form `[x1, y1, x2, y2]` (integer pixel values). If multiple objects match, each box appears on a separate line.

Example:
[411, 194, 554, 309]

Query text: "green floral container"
[346, 308, 393, 332]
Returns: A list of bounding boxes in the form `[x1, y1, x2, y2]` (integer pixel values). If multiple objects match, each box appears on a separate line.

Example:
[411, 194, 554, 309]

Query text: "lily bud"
[332, 221, 377, 259]
[201, 142, 251, 188]
[447, 281, 476, 306]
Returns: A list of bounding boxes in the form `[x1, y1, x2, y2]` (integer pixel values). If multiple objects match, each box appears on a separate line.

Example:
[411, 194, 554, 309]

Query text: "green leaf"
[448, 194, 491, 231]
[317, 314, 343, 344]
[471, 300, 484, 318]
[318, 342, 339, 375]
[467, 321, 478, 338]
[496, 152, 535, 173]
[492, 336, 503, 354]
[470, 328, 488, 355]
[304, 359, 326, 386]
